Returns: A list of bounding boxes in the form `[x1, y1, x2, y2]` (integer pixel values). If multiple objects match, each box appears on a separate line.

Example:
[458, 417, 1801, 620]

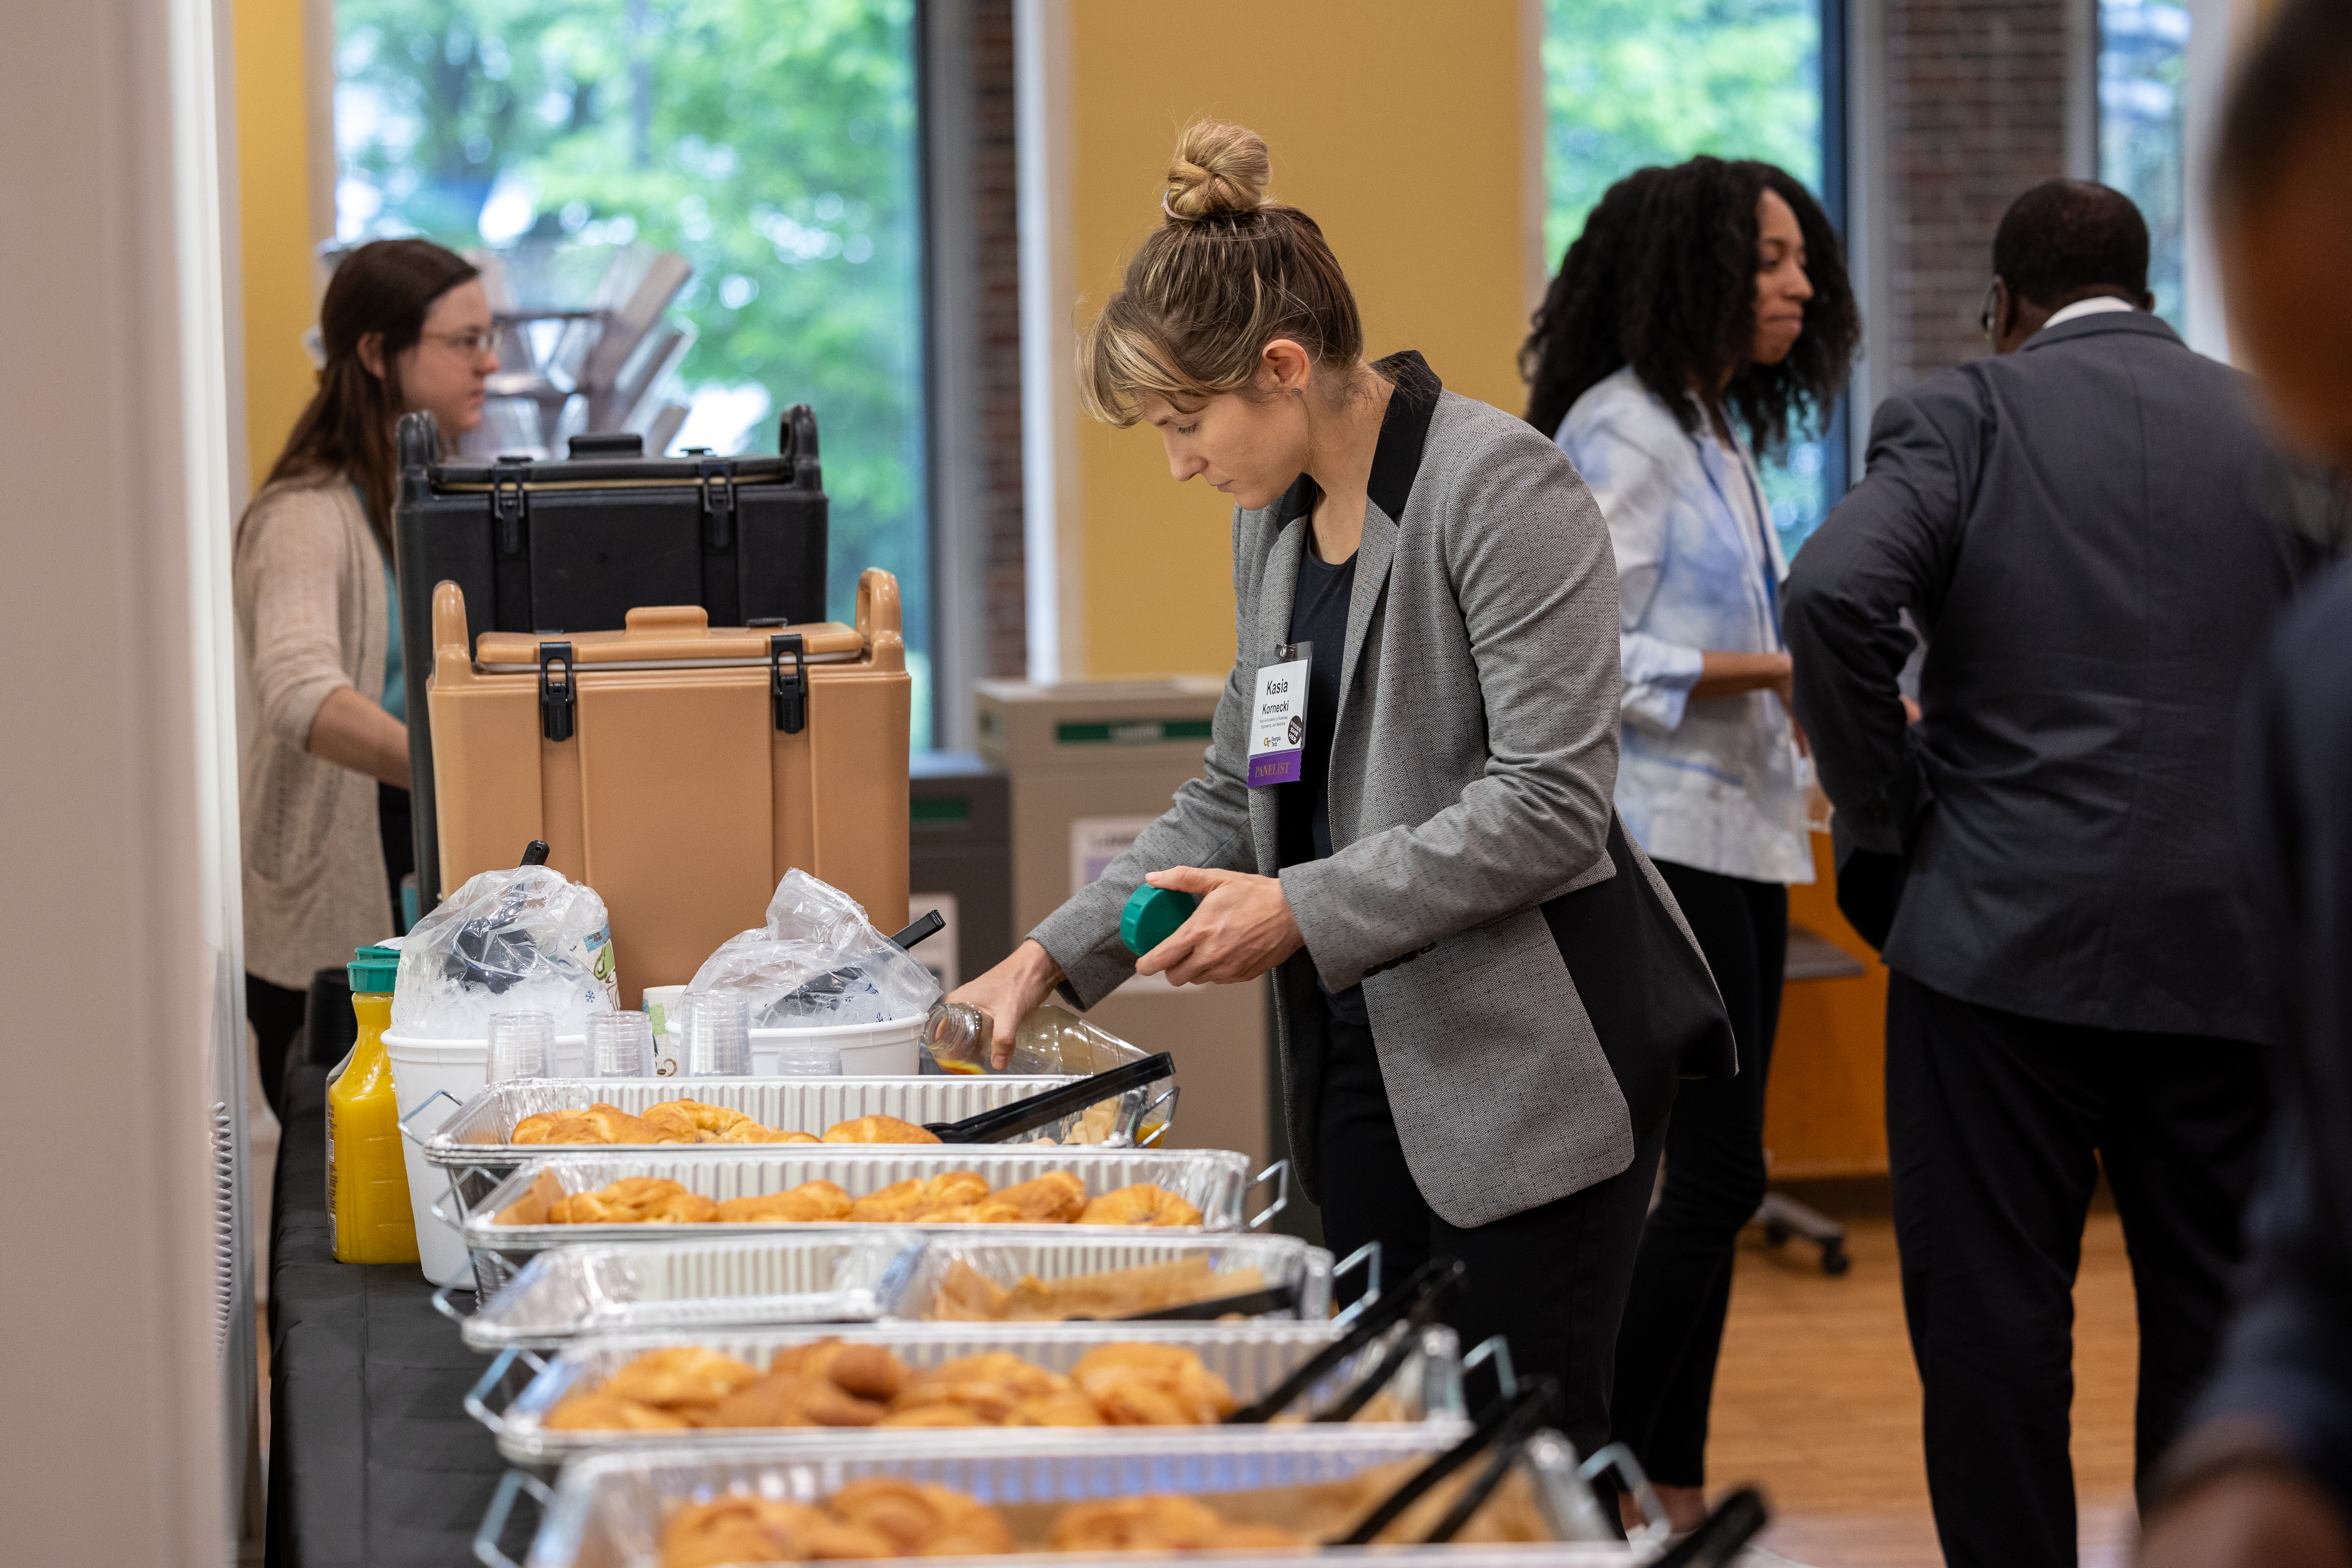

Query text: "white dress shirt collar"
[2036, 295, 2138, 334]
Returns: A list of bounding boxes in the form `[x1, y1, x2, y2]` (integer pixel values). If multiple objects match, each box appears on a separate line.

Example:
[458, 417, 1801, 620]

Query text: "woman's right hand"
[947, 939, 1066, 1069]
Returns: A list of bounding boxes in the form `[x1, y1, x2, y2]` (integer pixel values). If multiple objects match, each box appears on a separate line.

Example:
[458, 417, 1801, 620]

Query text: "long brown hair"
[264, 238, 479, 549]
[1078, 120, 1365, 426]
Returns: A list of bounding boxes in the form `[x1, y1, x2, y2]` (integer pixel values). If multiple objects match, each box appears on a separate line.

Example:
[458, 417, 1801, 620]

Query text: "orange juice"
[327, 945, 419, 1264]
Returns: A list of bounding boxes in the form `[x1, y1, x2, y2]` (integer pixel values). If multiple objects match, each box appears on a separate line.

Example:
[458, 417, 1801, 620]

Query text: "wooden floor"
[1710, 1208, 2140, 1567]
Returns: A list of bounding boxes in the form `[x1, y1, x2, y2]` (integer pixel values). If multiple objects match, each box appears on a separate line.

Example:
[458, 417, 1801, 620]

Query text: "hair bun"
[1164, 119, 1271, 221]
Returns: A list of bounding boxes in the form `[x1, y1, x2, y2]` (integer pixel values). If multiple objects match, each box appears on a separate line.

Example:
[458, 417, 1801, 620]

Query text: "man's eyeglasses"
[423, 327, 499, 362]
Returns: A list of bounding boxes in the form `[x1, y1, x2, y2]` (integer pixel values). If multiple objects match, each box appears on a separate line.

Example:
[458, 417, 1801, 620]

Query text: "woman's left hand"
[1132, 867, 1305, 985]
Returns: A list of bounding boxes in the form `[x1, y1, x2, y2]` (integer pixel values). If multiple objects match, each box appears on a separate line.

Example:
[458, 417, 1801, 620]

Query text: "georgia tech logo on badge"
[1287, 713, 1304, 746]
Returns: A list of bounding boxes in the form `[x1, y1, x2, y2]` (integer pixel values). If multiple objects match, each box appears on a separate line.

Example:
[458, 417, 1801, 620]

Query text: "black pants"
[1609, 861, 1788, 1487]
[246, 781, 413, 1122]
[1886, 971, 2270, 1568]
[1313, 1003, 1670, 1463]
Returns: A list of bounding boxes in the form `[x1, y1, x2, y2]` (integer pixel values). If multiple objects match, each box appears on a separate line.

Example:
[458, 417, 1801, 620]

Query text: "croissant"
[1074, 1183, 1203, 1227]
[822, 1113, 942, 1144]
[827, 1478, 1017, 1557]
[971, 1171, 1088, 1224]
[510, 1103, 672, 1145]
[640, 1098, 760, 1142]
[846, 1172, 991, 1222]
[718, 1180, 853, 1223]
[659, 1497, 831, 1568]
[1047, 1494, 1300, 1553]
[550, 1177, 720, 1225]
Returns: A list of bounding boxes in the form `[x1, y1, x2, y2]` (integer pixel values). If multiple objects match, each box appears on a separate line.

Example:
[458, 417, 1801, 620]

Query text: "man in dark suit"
[1784, 180, 2322, 1568]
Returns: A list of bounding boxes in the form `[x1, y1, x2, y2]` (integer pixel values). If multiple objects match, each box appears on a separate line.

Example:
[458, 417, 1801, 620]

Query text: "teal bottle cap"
[1120, 884, 1198, 957]
[349, 943, 401, 995]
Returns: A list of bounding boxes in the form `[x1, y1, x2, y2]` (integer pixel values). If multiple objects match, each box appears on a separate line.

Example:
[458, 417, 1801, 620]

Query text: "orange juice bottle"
[327, 944, 419, 1264]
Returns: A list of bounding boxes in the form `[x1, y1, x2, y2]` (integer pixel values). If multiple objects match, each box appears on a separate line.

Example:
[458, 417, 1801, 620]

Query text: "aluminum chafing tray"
[459, 1149, 1285, 1297]
[473, 1427, 1666, 1568]
[468, 1319, 1469, 1468]
[425, 1077, 1089, 1168]
[452, 1235, 926, 1351]
[457, 1233, 1337, 1353]
[416, 1075, 1117, 1223]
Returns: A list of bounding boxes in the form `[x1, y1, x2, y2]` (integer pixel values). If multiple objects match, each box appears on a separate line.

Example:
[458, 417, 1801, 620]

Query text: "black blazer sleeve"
[1783, 383, 1976, 855]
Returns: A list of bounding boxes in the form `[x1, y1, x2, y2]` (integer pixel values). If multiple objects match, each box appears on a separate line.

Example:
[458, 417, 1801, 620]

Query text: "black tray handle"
[1225, 1256, 1466, 1425]
[923, 1053, 1176, 1144]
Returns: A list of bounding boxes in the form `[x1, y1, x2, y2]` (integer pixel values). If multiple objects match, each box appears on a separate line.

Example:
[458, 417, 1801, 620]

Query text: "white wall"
[0, 0, 247, 1558]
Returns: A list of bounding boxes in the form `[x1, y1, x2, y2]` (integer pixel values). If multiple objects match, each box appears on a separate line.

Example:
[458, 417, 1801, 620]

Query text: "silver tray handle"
[1463, 1333, 1518, 1398]
[463, 1345, 548, 1438]
[398, 1087, 465, 1145]
[1577, 1439, 1668, 1549]
[431, 1278, 475, 1324]
[1246, 1158, 1290, 1230]
[472, 1467, 555, 1568]
[1329, 1241, 1383, 1327]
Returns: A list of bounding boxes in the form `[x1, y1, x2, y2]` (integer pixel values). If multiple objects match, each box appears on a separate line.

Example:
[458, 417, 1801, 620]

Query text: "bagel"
[822, 1113, 942, 1144]
[1074, 1183, 1203, 1227]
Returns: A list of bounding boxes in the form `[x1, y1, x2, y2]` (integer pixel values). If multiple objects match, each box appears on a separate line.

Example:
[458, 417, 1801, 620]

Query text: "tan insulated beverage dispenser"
[426, 568, 911, 1002]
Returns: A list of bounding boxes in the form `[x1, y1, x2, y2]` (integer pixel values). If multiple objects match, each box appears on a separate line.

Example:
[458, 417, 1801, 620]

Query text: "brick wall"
[969, 0, 1027, 678]
[1884, 0, 2075, 389]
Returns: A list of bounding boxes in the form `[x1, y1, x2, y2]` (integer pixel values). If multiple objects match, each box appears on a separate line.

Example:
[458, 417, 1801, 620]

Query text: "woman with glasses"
[234, 238, 499, 1115]
[1521, 156, 1858, 1532]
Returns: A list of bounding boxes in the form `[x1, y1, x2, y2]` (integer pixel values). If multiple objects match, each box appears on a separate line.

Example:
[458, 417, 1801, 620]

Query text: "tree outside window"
[1543, 0, 1837, 559]
[336, 0, 933, 745]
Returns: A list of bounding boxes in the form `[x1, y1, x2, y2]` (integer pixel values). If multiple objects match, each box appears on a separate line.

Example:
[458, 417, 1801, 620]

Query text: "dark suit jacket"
[2185, 563, 2352, 1508]
[1784, 311, 2317, 1042]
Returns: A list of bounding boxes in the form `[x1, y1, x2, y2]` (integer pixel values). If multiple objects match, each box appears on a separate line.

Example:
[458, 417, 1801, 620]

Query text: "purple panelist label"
[1248, 749, 1303, 788]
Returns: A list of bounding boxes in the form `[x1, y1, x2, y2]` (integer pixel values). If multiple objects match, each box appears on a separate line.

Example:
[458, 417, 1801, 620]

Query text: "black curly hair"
[1521, 156, 1858, 454]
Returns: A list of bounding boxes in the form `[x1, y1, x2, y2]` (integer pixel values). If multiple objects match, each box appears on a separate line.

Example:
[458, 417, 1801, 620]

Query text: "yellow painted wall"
[1063, 3, 1535, 679]
[234, 0, 322, 494]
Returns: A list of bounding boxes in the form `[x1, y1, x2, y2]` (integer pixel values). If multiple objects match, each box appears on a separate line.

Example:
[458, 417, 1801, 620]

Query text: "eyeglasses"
[1978, 279, 2002, 344]
[422, 327, 499, 362]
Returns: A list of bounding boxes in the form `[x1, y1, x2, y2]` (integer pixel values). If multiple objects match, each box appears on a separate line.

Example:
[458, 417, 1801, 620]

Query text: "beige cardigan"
[234, 476, 394, 989]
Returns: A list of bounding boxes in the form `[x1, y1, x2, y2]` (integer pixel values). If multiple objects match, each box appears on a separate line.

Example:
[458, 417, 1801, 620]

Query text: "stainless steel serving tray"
[459, 1149, 1285, 1297]
[468, 1319, 1468, 1468]
[473, 1427, 1675, 1568]
[456, 1233, 1337, 1353]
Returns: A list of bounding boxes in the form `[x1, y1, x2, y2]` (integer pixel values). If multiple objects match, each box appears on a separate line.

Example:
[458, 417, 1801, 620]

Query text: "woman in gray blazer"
[950, 120, 1730, 1463]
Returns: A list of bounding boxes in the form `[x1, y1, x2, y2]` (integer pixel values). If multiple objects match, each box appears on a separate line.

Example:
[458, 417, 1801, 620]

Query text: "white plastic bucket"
[386, 1029, 585, 1286]
[746, 1012, 925, 1076]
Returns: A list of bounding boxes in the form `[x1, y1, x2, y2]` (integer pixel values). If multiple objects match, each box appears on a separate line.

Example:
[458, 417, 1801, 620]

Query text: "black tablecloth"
[267, 1061, 512, 1567]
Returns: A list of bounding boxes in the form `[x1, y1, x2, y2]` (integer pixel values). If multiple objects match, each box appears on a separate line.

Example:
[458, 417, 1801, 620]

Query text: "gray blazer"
[1030, 387, 1714, 1227]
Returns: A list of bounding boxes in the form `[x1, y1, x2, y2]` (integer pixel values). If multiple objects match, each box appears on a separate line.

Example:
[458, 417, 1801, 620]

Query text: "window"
[335, 0, 933, 746]
[1541, 0, 1845, 559]
[2098, 0, 2189, 332]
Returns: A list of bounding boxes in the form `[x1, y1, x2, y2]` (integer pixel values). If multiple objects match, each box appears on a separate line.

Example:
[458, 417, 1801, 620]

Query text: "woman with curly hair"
[1522, 155, 1857, 1530]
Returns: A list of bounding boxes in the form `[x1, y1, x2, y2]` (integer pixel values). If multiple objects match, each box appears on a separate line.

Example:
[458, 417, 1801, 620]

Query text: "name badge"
[1248, 644, 1310, 788]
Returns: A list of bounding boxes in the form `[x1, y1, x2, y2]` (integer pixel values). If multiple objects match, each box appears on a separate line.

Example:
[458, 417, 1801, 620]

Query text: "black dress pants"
[1609, 861, 1788, 1487]
[1885, 971, 2270, 1568]
[1312, 1002, 1670, 1463]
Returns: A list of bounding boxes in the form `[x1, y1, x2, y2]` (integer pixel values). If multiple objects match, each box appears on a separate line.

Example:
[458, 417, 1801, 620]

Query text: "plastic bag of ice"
[687, 869, 941, 1028]
[390, 865, 619, 1039]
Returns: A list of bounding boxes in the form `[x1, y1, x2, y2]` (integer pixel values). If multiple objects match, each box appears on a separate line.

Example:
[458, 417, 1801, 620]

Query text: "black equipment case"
[394, 408, 828, 912]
